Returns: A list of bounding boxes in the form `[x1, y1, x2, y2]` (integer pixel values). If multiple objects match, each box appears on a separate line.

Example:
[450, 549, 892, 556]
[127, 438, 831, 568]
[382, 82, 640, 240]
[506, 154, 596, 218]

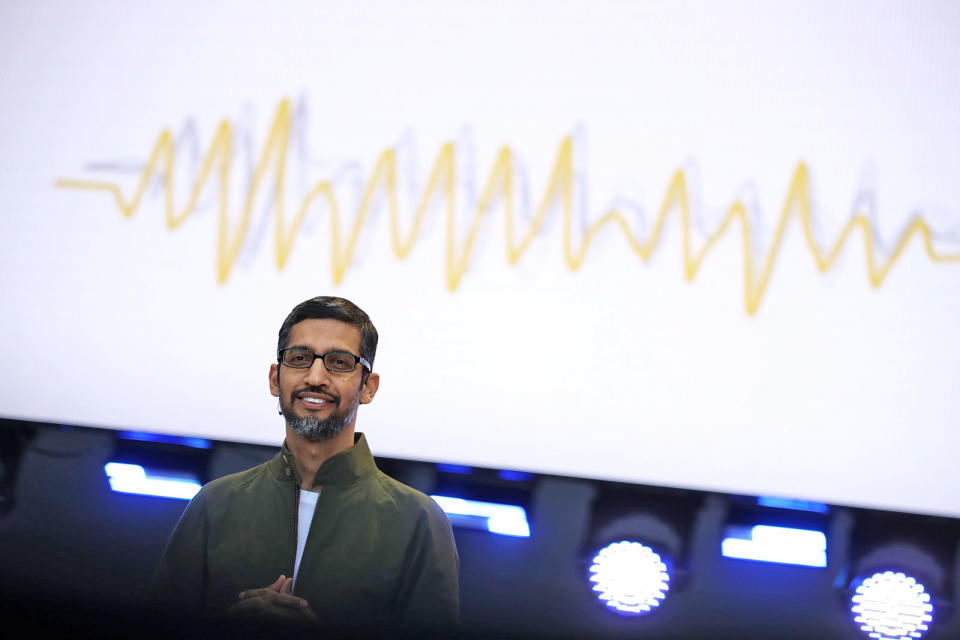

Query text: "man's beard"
[281, 386, 361, 442]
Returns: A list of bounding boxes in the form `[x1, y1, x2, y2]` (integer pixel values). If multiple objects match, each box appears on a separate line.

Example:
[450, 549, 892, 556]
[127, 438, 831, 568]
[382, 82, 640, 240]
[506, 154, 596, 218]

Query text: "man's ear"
[269, 363, 280, 397]
[360, 372, 380, 405]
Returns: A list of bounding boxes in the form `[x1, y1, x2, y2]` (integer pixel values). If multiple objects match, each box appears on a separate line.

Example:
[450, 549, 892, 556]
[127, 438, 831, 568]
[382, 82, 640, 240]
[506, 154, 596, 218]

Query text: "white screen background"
[1, 1, 958, 516]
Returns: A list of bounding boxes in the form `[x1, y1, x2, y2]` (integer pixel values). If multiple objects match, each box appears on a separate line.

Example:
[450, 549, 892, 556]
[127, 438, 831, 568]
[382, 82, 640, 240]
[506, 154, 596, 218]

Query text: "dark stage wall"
[1, 420, 958, 639]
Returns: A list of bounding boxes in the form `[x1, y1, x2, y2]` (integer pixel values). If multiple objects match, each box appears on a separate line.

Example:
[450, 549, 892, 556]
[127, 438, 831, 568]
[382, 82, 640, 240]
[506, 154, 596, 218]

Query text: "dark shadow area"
[1, 418, 957, 639]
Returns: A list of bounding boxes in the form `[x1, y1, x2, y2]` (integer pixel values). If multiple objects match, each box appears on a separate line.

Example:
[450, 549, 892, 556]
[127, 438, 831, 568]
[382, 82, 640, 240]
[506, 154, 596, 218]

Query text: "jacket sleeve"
[396, 500, 461, 636]
[147, 489, 209, 613]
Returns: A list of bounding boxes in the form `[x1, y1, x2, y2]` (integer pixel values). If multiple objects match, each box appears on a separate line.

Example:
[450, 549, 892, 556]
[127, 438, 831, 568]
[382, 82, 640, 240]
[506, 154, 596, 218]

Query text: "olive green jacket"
[149, 433, 459, 635]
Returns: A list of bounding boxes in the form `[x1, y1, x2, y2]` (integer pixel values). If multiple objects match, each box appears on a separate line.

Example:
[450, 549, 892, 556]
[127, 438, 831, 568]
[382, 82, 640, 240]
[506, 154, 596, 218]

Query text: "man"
[149, 296, 460, 637]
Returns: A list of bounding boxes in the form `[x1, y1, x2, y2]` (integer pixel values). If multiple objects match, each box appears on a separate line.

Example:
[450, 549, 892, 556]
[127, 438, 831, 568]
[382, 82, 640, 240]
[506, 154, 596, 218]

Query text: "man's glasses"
[278, 348, 371, 373]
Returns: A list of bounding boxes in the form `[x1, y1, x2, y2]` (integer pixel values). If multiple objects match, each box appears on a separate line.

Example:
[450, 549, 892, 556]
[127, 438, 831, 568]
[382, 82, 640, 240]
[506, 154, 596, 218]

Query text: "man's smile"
[294, 389, 338, 410]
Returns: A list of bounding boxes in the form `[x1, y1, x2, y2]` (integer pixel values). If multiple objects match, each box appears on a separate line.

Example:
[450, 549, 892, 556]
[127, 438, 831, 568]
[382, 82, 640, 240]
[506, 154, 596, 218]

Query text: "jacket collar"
[272, 432, 378, 488]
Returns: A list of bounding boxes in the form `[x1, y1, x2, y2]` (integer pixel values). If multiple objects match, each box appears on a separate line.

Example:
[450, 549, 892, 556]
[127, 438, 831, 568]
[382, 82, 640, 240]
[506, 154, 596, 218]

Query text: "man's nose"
[303, 358, 330, 386]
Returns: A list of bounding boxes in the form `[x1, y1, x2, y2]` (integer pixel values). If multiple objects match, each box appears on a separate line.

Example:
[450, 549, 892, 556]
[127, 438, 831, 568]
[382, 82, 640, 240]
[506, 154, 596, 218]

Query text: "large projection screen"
[1, 1, 958, 518]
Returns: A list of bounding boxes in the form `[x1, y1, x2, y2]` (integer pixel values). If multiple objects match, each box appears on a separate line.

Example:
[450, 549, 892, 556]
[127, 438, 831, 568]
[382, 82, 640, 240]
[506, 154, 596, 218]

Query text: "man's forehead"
[287, 317, 362, 350]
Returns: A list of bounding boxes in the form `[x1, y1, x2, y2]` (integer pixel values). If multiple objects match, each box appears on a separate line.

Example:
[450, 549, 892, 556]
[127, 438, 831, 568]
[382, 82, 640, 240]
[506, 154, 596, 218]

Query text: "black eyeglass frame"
[277, 348, 372, 373]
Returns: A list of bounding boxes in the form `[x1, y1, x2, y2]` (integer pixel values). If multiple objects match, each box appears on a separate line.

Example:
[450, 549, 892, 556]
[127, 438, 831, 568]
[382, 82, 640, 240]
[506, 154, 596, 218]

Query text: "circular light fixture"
[588, 540, 670, 616]
[850, 570, 934, 640]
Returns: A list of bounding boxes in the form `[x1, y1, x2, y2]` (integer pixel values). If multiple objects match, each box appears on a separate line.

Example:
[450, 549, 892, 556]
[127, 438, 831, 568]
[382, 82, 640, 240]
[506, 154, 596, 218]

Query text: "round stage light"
[588, 540, 670, 616]
[850, 571, 934, 640]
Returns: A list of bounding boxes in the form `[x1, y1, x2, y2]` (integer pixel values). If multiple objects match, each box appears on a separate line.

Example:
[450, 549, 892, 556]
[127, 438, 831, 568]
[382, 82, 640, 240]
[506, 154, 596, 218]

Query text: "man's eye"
[290, 353, 310, 364]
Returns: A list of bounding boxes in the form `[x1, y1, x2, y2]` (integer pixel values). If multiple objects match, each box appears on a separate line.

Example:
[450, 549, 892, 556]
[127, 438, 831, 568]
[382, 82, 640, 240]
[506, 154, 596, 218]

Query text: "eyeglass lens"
[282, 348, 357, 371]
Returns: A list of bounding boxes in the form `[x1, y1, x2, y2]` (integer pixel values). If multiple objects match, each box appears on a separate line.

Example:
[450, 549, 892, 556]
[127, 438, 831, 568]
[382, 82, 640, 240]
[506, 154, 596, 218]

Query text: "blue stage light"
[117, 431, 212, 449]
[588, 540, 670, 616]
[497, 469, 534, 482]
[850, 571, 933, 640]
[721, 524, 827, 568]
[430, 495, 531, 537]
[104, 462, 201, 500]
[757, 496, 829, 514]
[435, 463, 474, 475]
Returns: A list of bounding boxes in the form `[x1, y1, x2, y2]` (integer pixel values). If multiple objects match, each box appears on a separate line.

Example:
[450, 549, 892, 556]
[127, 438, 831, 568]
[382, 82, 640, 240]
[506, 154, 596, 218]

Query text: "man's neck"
[285, 425, 356, 491]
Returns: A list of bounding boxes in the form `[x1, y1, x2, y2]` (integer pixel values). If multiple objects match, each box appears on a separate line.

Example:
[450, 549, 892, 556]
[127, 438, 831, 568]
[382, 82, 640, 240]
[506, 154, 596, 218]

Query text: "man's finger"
[280, 577, 293, 595]
[239, 575, 290, 600]
[270, 592, 309, 610]
[229, 592, 308, 613]
[239, 587, 277, 600]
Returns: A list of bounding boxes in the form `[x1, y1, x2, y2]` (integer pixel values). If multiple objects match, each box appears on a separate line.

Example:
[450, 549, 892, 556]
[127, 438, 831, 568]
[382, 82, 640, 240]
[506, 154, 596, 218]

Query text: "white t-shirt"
[292, 489, 319, 591]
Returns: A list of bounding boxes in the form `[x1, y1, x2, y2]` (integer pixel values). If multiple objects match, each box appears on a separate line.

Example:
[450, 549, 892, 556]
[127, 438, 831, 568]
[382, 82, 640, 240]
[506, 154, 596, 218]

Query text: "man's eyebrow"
[286, 344, 356, 354]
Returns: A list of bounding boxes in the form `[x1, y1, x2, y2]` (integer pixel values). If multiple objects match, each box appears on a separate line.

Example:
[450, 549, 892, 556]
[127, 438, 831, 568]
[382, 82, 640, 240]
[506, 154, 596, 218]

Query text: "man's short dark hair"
[278, 296, 378, 369]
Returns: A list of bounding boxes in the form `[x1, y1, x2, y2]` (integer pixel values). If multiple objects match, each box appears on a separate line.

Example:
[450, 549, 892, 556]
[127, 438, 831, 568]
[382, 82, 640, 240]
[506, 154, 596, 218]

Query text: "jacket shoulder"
[193, 456, 276, 503]
[371, 470, 448, 523]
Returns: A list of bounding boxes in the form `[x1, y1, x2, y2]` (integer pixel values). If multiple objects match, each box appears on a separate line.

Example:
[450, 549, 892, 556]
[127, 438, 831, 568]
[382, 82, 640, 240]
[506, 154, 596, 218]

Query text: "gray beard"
[281, 386, 361, 442]
[285, 409, 355, 442]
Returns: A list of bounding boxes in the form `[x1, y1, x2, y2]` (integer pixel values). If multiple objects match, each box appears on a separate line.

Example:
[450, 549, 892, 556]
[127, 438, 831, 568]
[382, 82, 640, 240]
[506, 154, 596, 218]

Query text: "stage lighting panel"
[104, 462, 201, 500]
[588, 540, 671, 616]
[103, 431, 211, 500]
[850, 571, 933, 640]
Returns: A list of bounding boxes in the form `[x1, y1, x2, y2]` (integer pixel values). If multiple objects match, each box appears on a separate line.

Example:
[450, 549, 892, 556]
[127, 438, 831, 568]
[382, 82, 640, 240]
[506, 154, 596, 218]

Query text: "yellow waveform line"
[55, 98, 960, 314]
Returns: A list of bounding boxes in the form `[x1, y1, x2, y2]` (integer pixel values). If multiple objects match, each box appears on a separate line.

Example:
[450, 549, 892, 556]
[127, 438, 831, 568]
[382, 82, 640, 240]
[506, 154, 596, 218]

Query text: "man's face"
[269, 318, 379, 442]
